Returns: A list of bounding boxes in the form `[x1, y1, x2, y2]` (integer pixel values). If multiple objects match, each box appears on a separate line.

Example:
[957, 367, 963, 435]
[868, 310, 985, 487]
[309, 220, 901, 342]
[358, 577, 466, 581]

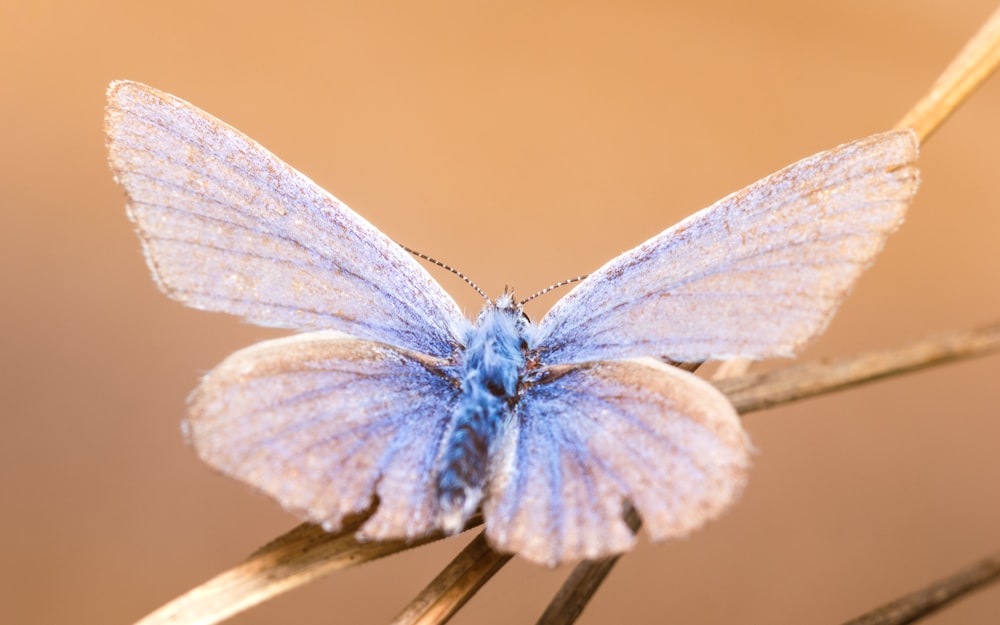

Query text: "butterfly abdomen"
[436, 296, 528, 533]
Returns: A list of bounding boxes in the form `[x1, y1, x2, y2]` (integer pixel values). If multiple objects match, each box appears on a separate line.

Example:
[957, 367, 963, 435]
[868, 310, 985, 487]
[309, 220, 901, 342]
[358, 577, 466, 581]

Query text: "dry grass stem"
[718, 321, 1000, 414]
[135, 515, 480, 625]
[532, 508, 642, 625]
[389, 532, 512, 625]
[838, 554, 1000, 625]
[895, 5, 1000, 140]
[712, 359, 753, 380]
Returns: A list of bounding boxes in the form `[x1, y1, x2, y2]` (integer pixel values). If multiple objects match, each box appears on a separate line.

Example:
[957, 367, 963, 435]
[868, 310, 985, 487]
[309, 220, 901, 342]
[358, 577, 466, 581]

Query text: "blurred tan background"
[2, 2, 999, 624]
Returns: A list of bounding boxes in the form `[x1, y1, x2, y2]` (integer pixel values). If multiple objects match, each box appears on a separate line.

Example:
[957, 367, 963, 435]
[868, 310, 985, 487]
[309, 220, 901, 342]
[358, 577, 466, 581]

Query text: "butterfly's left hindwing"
[187, 333, 460, 539]
[484, 358, 750, 565]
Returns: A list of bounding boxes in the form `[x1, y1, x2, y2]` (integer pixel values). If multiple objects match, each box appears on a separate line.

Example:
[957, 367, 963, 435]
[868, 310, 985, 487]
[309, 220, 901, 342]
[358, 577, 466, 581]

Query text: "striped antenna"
[400, 244, 489, 302]
[520, 275, 588, 305]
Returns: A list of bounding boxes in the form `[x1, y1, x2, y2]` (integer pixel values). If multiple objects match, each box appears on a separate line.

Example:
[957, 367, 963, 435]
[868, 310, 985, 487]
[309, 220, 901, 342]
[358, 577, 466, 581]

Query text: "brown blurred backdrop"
[1, 2, 999, 624]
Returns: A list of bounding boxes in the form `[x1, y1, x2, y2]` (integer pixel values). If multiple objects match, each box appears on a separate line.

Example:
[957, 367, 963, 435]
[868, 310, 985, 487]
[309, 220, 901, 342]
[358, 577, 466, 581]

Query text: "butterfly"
[105, 80, 919, 566]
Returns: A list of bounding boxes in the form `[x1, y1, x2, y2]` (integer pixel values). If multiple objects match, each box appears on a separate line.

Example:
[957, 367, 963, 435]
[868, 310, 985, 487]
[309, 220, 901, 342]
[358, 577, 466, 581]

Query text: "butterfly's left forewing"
[187, 332, 461, 539]
[485, 359, 749, 565]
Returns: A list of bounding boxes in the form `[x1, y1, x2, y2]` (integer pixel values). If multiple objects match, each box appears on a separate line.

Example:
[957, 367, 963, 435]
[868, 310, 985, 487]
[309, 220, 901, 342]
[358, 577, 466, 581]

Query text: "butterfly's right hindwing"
[484, 358, 750, 565]
[106, 81, 465, 357]
[187, 333, 461, 539]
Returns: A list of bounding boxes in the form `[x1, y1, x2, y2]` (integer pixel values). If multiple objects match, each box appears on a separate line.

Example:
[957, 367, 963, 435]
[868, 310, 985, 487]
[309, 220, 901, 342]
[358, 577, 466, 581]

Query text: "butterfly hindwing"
[536, 130, 919, 365]
[105, 81, 465, 357]
[484, 358, 750, 565]
[186, 333, 461, 539]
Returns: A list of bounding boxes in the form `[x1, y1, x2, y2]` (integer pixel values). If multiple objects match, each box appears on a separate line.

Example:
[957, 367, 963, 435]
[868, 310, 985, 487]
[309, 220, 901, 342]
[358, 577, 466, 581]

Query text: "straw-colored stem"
[718, 321, 1000, 414]
[838, 554, 1000, 625]
[134, 515, 482, 625]
[389, 532, 512, 625]
[533, 508, 642, 625]
[895, 5, 1000, 141]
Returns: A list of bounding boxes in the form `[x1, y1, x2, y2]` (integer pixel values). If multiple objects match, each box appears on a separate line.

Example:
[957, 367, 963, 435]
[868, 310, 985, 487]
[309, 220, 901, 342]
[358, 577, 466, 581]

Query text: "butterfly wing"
[536, 131, 919, 364]
[106, 81, 465, 357]
[187, 332, 460, 539]
[484, 358, 750, 565]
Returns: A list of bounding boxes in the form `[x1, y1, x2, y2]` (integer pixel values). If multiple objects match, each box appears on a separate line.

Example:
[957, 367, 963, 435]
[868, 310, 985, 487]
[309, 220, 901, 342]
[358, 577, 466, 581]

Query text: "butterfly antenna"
[400, 244, 489, 302]
[520, 275, 588, 305]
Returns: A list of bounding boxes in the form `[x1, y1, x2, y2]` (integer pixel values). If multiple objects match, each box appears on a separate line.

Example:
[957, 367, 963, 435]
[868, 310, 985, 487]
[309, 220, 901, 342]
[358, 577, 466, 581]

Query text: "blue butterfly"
[106, 81, 919, 565]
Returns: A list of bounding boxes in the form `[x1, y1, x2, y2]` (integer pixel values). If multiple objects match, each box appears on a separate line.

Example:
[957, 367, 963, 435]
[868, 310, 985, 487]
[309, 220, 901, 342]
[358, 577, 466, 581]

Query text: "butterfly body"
[436, 291, 529, 532]
[105, 80, 919, 565]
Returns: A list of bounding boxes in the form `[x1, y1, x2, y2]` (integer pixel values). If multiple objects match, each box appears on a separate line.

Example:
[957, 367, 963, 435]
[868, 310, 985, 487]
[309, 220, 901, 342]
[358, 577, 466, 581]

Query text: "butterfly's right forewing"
[537, 131, 919, 364]
[187, 332, 461, 539]
[106, 81, 465, 357]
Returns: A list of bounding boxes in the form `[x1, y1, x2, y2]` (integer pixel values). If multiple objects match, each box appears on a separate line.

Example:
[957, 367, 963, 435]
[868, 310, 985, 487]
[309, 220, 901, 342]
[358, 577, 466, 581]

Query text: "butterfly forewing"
[484, 359, 750, 565]
[187, 333, 460, 539]
[105, 81, 465, 357]
[536, 130, 919, 365]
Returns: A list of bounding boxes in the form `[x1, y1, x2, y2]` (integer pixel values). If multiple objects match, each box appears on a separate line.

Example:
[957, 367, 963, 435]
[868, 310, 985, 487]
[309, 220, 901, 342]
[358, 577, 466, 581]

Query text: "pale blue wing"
[484, 358, 750, 565]
[186, 333, 460, 539]
[106, 81, 466, 358]
[536, 131, 919, 364]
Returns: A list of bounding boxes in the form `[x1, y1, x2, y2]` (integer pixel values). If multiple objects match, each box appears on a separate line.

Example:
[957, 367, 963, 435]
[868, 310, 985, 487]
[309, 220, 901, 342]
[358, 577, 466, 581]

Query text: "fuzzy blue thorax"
[436, 291, 530, 532]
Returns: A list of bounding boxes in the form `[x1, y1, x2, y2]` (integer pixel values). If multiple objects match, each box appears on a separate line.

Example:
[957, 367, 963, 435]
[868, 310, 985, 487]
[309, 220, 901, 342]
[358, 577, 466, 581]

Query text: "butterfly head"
[482, 287, 534, 339]
[492, 286, 519, 312]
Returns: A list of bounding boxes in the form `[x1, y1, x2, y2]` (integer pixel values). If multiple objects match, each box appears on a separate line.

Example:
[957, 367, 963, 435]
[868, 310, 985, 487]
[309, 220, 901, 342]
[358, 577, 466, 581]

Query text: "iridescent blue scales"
[436, 290, 528, 534]
[106, 81, 920, 565]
